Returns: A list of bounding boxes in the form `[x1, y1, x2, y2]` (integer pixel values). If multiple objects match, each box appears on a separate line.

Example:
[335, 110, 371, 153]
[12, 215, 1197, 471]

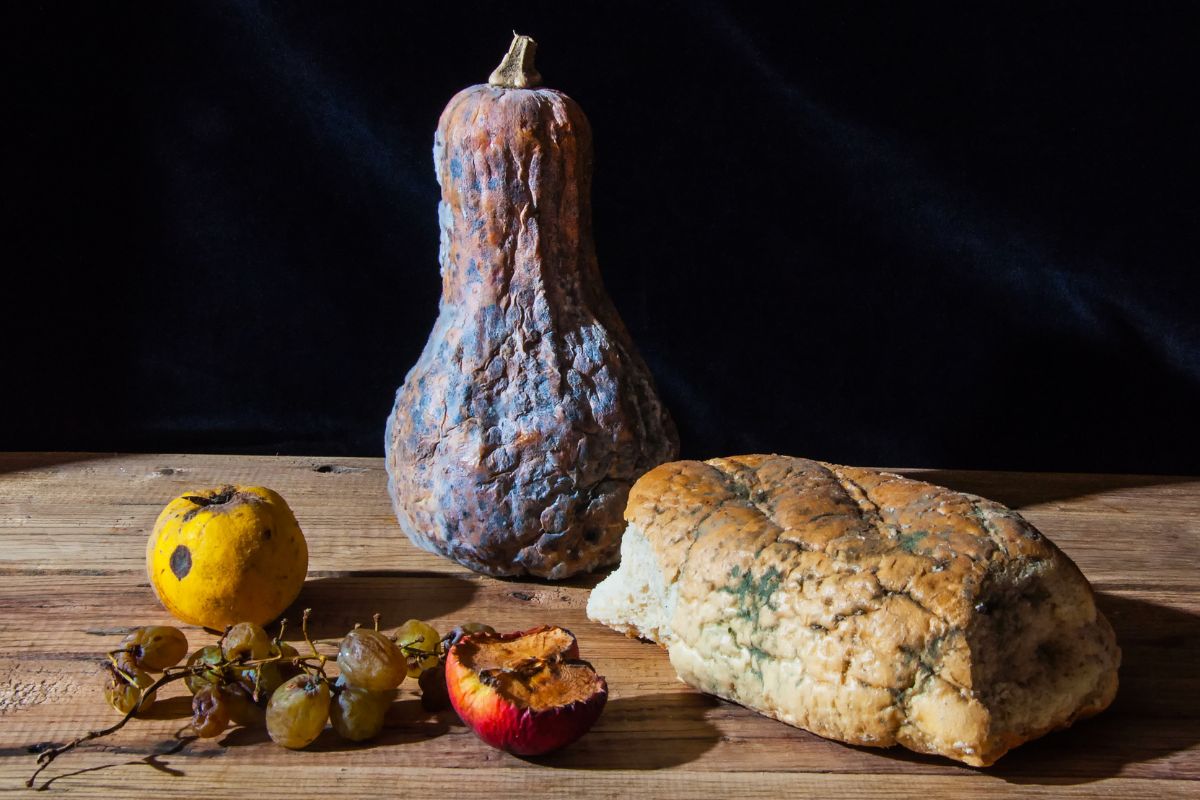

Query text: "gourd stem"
[488, 32, 542, 88]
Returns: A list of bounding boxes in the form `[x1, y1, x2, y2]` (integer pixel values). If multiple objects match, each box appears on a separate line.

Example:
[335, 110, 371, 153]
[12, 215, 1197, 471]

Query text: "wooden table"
[1, 453, 1197, 797]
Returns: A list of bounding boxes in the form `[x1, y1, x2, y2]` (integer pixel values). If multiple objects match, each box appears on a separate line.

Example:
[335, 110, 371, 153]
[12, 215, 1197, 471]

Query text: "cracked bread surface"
[586, 455, 1120, 766]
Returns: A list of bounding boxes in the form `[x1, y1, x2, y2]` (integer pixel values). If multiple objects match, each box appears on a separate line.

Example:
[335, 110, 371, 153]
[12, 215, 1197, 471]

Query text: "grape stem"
[300, 608, 328, 677]
[105, 651, 140, 685]
[396, 638, 437, 658]
[26, 670, 190, 789]
[217, 624, 234, 658]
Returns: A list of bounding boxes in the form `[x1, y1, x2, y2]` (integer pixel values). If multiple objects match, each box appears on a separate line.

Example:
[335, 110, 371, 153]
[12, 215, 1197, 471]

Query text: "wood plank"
[0, 453, 1197, 796]
[3, 764, 1199, 800]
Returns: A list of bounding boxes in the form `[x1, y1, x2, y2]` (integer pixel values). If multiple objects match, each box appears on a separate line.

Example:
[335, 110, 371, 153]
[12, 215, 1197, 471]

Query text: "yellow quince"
[146, 485, 308, 630]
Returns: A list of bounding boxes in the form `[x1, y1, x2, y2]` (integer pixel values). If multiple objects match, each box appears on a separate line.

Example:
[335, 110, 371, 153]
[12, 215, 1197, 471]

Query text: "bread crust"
[588, 455, 1120, 766]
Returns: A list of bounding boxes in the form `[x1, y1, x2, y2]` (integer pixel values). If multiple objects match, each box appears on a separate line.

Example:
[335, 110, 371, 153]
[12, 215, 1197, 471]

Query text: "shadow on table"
[282, 573, 479, 639]
[227, 692, 720, 767]
[221, 698, 464, 752]
[226, 692, 722, 766]
[492, 570, 608, 592]
[523, 692, 721, 770]
[323, 699, 462, 752]
[898, 470, 1197, 511]
[28, 727, 196, 791]
[994, 592, 1200, 785]
[139, 694, 194, 722]
[848, 592, 1200, 785]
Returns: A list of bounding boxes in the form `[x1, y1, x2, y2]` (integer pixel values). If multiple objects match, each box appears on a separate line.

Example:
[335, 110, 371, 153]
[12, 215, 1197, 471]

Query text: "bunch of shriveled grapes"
[281, 615, 496, 746]
[29, 611, 495, 787]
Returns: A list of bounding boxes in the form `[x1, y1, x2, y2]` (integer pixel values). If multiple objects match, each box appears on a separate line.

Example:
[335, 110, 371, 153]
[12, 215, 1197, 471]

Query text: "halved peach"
[445, 625, 607, 755]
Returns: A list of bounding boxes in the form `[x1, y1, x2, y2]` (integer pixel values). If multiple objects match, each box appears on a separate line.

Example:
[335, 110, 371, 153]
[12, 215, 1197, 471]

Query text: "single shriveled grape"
[103, 654, 156, 715]
[329, 683, 392, 742]
[238, 641, 301, 703]
[266, 674, 330, 749]
[267, 642, 301, 683]
[121, 626, 189, 671]
[394, 619, 440, 678]
[336, 629, 406, 691]
[223, 622, 273, 662]
[103, 671, 140, 715]
[185, 645, 224, 695]
[223, 681, 265, 727]
[418, 661, 450, 712]
[192, 685, 231, 738]
[241, 662, 287, 703]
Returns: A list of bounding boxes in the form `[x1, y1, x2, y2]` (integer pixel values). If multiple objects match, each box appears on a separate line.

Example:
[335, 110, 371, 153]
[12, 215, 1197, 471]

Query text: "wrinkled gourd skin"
[386, 83, 678, 579]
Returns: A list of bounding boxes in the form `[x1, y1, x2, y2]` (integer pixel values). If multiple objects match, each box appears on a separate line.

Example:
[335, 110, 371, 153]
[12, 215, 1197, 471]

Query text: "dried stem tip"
[488, 32, 542, 88]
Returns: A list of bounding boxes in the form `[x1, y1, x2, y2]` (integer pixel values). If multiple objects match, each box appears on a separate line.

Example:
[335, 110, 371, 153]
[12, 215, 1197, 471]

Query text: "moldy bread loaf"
[587, 455, 1119, 766]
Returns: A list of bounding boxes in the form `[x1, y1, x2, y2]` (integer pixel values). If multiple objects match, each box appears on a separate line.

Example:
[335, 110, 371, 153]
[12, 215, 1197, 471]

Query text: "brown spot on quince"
[170, 545, 192, 580]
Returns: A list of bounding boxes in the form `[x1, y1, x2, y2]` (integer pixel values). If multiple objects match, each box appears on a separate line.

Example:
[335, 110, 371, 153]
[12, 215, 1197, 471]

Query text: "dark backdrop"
[8, 1, 1199, 474]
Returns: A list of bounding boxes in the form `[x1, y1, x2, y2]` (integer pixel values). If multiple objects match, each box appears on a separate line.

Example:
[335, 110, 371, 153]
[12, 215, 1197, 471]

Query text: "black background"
[8, 1, 1199, 474]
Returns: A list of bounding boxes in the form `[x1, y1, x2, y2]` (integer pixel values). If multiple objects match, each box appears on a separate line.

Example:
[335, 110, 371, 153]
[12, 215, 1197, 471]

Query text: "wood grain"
[0, 453, 1196, 796]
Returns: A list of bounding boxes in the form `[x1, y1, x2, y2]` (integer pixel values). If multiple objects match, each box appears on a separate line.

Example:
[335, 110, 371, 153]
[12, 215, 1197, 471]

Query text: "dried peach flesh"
[454, 627, 599, 712]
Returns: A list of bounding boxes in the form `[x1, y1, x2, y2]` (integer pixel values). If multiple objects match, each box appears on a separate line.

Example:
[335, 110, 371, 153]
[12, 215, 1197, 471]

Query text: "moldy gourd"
[385, 34, 678, 579]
